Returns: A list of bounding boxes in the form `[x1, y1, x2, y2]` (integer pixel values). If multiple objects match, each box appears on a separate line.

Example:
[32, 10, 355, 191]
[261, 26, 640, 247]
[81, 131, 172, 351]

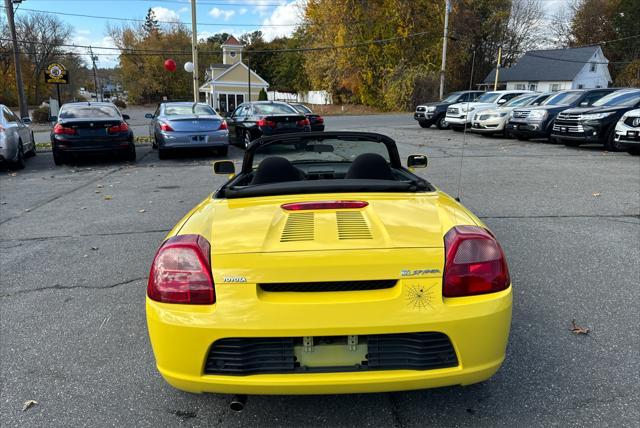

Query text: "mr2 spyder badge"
[223, 277, 247, 283]
[401, 269, 441, 277]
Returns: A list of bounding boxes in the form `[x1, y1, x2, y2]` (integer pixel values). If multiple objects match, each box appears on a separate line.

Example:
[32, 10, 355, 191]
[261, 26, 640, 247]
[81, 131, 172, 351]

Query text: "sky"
[11, 0, 570, 68]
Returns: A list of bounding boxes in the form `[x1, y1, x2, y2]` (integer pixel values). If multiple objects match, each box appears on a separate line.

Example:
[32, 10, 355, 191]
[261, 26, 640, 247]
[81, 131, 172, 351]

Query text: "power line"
[0, 5, 299, 27]
[27, 0, 287, 5]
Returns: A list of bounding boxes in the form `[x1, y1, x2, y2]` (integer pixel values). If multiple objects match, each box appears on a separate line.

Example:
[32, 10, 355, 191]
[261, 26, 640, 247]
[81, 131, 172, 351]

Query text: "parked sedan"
[0, 104, 36, 169]
[614, 108, 640, 155]
[226, 101, 311, 149]
[51, 102, 134, 165]
[146, 102, 229, 159]
[552, 89, 640, 151]
[289, 103, 325, 131]
[470, 92, 553, 137]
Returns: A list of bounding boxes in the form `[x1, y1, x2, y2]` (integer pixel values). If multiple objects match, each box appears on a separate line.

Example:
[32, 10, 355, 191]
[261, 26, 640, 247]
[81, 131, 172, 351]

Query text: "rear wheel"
[418, 120, 431, 128]
[125, 145, 136, 162]
[12, 142, 25, 170]
[53, 149, 65, 166]
[435, 115, 450, 130]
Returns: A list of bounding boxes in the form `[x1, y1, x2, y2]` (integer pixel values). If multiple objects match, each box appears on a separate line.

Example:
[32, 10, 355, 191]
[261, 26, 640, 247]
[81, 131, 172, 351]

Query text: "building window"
[590, 62, 596, 72]
[515, 83, 526, 90]
[230, 51, 237, 58]
[578, 84, 584, 89]
[528, 83, 537, 91]
[551, 84, 561, 91]
[217, 93, 247, 114]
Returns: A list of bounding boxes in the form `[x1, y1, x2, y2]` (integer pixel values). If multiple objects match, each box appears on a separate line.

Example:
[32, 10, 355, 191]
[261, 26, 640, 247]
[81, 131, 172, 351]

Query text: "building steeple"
[222, 35, 243, 65]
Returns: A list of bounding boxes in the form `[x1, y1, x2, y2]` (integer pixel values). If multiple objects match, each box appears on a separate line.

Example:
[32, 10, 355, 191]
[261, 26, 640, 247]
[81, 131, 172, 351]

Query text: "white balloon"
[184, 62, 194, 73]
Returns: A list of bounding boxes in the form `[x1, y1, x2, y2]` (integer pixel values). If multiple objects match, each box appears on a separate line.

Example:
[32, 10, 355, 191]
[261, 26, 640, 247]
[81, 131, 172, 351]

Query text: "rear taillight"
[159, 122, 174, 132]
[147, 234, 215, 304]
[316, 116, 324, 124]
[257, 119, 276, 128]
[53, 123, 76, 135]
[108, 122, 129, 134]
[297, 118, 310, 127]
[443, 226, 510, 297]
[281, 201, 369, 211]
[218, 120, 228, 130]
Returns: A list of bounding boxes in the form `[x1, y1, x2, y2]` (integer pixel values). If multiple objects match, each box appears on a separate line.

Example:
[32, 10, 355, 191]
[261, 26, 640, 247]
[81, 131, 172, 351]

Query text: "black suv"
[551, 89, 640, 151]
[414, 91, 484, 129]
[506, 88, 615, 141]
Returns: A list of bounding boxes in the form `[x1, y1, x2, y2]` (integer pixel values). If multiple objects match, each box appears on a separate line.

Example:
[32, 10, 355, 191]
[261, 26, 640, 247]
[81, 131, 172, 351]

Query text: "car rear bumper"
[158, 130, 229, 148]
[147, 282, 512, 395]
[310, 125, 325, 132]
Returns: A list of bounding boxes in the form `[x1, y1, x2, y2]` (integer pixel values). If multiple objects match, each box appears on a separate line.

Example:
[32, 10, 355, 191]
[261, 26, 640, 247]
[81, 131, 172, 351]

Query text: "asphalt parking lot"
[1, 114, 639, 427]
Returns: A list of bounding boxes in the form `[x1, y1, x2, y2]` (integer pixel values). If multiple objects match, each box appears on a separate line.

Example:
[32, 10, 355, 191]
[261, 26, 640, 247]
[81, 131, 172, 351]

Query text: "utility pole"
[493, 46, 502, 90]
[89, 46, 100, 101]
[439, 0, 451, 100]
[247, 54, 251, 102]
[190, 0, 199, 103]
[5, 0, 28, 118]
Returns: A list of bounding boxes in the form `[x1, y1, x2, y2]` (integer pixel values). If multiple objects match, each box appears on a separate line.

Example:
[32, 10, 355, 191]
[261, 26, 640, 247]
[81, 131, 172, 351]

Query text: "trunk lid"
[59, 118, 123, 138]
[164, 115, 222, 132]
[182, 193, 449, 255]
[261, 114, 307, 130]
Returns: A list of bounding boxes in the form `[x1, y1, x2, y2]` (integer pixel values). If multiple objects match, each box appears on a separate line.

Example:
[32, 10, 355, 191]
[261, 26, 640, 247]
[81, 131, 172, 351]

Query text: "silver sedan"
[0, 104, 36, 169]
[146, 102, 229, 159]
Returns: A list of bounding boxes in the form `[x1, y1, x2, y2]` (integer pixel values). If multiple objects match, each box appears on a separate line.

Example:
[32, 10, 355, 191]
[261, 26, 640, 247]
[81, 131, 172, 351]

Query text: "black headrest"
[251, 156, 301, 185]
[345, 153, 395, 181]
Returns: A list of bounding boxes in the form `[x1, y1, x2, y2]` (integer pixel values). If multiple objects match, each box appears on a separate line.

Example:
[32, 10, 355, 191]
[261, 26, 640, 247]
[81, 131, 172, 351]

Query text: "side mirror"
[144, 113, 154, 119]
[579, 101, 588, 107]
[122, 114, 130, 120]
[407, 154, 428, 169]
[213, 160, 235, 175]
[21, 117, 32, 124]
[497, 98, 507, 104]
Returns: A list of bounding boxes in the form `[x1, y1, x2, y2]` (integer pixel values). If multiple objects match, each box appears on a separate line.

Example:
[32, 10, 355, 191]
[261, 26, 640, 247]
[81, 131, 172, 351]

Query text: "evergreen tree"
[143, 8, 160, 37]
[258, 88, 268, 101]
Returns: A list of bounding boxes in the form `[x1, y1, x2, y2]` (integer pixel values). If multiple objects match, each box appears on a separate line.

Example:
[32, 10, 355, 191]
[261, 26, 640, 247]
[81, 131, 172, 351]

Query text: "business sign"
[44, 63, 69, 84]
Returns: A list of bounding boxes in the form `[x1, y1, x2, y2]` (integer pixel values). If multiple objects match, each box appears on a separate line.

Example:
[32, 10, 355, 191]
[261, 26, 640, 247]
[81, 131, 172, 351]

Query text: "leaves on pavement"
[569, 319, 590, 335]
[22, 400, 38, 411]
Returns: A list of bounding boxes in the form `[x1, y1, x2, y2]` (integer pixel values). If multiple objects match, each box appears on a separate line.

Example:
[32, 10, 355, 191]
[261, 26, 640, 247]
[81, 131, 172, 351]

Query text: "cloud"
[260, 1, 303, 41]
[151, 6, 180, 23]
[209, 8, 236, 21]
[239, 8, 248, 15]
[178, 7, 189, 14]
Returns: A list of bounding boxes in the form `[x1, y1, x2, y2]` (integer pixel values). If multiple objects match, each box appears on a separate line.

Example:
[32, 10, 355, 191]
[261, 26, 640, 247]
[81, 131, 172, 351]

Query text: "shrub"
[113, 99, 127, 109]
[258, 88, 268, 101]
[31, 106, 50, 123]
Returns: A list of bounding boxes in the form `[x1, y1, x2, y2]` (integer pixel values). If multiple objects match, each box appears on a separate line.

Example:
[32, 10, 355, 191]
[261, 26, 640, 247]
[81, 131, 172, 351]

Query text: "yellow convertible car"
[146, 131, 512, 397]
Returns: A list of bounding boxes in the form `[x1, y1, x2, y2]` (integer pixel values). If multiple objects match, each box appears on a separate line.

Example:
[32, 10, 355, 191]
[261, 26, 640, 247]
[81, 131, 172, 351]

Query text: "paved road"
[2, 116, 639, 427]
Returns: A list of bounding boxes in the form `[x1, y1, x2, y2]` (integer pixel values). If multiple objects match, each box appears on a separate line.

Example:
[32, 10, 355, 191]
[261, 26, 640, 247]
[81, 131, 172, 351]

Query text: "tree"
[143, 8, 160, 37]
[501, 0, 546, 67]
[258, 88, 268, 100]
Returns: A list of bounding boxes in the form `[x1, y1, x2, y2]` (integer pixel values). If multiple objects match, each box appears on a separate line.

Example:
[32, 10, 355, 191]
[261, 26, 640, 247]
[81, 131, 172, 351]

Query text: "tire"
[418, 120, 431, 129]
[435, 115, 450, 130]
[53, 149, 65, 166]
[244, 130, 253, 149]
[627, 147, 640, 156]
[12, 142, 25, 170]
[563, 140, 580, 147]
[604, 130, 624, 152]
[26, 133, 37, 157]
[158, 147, 169, 159]
[125, 145, 136, 162]
[217, 146, 229, 156]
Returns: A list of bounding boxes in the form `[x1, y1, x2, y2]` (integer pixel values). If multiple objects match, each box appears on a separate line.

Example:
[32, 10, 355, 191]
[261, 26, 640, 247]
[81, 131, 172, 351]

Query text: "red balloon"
[164, 59, 177, 72]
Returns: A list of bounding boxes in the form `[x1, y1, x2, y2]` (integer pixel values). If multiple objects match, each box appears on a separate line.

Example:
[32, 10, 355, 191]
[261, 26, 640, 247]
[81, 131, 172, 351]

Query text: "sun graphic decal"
[407, 284, 435, 310]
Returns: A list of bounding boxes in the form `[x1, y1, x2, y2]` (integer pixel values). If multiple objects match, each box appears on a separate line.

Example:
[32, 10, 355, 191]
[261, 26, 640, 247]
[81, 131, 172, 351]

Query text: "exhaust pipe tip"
[229, 395, 247, 412]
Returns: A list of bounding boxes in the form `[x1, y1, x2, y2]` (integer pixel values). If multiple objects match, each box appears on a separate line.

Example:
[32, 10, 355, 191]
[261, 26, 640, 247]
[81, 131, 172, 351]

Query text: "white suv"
[614, 108, 640, 155]
[446, 90, 532, 131]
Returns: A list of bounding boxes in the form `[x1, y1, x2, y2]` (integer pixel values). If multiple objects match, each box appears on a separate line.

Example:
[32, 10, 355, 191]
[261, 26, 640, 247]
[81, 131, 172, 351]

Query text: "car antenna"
[456, 49, 476, 203]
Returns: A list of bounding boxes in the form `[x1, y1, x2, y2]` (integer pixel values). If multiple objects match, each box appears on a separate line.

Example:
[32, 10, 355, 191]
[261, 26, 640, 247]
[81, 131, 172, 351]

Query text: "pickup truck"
[414, 91, 484, 129]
